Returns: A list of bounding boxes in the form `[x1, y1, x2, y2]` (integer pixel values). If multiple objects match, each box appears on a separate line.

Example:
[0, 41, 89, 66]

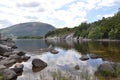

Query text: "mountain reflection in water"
[15, 39, 120, 80]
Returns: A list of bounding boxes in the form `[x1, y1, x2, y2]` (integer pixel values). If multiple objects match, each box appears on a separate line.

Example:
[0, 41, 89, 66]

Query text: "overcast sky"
[0, 0, 120, 29]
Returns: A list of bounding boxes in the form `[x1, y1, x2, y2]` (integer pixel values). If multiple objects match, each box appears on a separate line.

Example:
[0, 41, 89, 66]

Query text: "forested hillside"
[45, 11, 120, 39]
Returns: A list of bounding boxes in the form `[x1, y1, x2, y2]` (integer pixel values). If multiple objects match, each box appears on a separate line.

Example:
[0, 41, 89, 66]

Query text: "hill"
[45, 11, 120, 40]
[0, 22, 56, 37]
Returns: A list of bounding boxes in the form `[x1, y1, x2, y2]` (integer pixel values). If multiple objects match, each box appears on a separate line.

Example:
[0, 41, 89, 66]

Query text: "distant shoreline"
[45, 37, 120, 42]
[92, 39, 120, 42]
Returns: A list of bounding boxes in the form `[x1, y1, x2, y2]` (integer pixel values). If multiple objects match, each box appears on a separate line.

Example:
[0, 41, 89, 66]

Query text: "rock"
[3, 52, 13, 57]
[5, 59, 16, 66]
[17, 51, 25, 56]
[75, 65, 80, 70]
[11, 63, 24, 73]
[48, 44, 53, 50]
[12, 50, 20, 54]
[0, 56, 3, 59]
[0, 44, 12, 55]
[80, 55, 89, 61]
[39, 45, 54, 53]
[14, 63, 24, 70]
[4, 38, 14, 42]
[50, 49, 59, 54]
[0, 65, 7, 70]
[9, 54, 20, 59]
[32, 58, 47, 68]
[89, 54, 98, 59]
[2, 69, 17, 80]
[97, 62, 116, 77]
[2, 38, 16, 48]
[39, 48, 50, 52]
[0, 58, 16, 66]
[11, 45, 17, 49]
[21, 56, 30, 61]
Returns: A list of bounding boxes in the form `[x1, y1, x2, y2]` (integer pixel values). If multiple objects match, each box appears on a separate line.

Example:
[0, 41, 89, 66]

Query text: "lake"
[14, 39, 120, 80]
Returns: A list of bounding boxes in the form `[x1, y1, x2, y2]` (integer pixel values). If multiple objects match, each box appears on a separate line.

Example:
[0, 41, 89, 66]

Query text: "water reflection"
[46, 40, 120, 62]
[15, 39, 120, 80]
[15, 39, 49, 52]
[17, 49, 103, 80]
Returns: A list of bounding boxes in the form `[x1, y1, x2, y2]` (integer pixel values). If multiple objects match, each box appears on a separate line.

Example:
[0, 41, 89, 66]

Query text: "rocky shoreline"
[0, 38, 30, 80]
[45, 33, 120, 42]
[0, 37, 59, 80]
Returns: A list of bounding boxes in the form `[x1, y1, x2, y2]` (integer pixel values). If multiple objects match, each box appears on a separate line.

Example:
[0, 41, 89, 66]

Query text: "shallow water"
[14, 39, 120, 80]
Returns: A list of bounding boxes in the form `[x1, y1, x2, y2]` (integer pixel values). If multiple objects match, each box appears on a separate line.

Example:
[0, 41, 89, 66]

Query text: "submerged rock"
[89, 54, 99, 59]
[75, 65, 80, 70]
[39, 44, 59, 54]
[50, 49, 59, 54]
[80, 55, 89, 61]
[32, 58, 47, 68]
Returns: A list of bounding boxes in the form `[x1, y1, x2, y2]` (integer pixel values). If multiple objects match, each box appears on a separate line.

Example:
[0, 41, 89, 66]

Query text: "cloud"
[0, 20, 12, 28]
[0, 0, 119, 29]
[16, 2, 40, 8]
[24, 16, 38, 20]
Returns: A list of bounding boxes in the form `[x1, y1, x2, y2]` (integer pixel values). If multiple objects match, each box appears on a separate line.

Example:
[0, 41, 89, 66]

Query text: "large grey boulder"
[2, 69, 17, 80]
[32, 58, 47, 68]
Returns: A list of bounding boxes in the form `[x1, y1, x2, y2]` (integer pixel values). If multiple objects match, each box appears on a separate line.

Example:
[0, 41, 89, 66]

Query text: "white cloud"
[0, 0, 119, 29]
[104, 13, 115, 18]
[96, 11, 116, 20]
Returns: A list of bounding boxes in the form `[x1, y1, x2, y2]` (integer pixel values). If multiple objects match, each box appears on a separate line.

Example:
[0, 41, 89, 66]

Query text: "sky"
[0, 0, 120, 29]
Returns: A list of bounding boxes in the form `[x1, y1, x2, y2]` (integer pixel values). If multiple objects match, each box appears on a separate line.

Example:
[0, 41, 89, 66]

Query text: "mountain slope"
[0, 22, 56, 37]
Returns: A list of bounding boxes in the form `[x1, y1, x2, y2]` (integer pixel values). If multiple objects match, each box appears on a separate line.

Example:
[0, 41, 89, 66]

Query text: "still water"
[14, 39, 120, 80]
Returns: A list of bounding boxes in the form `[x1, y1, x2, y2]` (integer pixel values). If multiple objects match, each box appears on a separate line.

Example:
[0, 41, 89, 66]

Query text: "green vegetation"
[17, 36, 43, 39]
[45, 10, 120, 39]
[45, 27, 75, 38]
[96, 65, 120, 79]
[0, 73, 5, 80]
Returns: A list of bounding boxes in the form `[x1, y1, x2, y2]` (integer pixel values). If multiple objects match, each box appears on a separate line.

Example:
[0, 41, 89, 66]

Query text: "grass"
[0, 73, 5, 80]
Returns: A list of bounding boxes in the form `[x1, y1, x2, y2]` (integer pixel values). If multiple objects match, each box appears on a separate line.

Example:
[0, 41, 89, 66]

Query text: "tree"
[88, 27, 103, 39]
